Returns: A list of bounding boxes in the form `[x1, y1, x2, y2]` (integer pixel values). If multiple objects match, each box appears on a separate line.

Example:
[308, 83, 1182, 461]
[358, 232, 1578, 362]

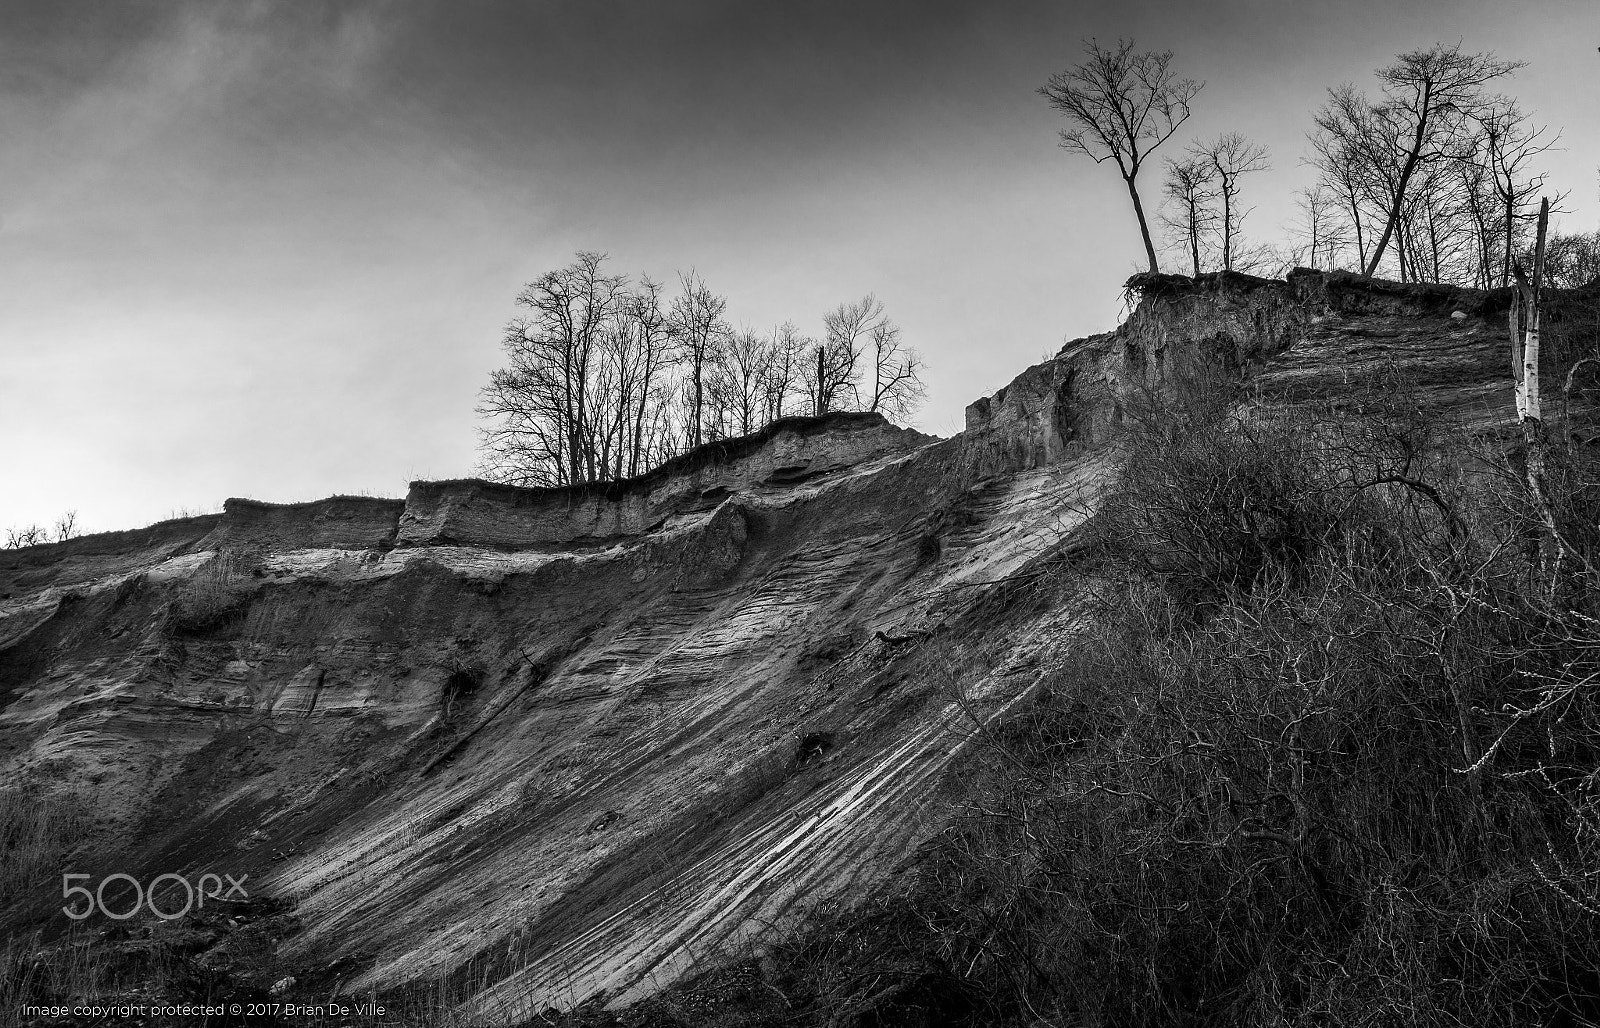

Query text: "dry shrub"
[931, 574, 1597, 1026]
[162, 551, 257, 635]
[896, 374, 1600, 1026]
[748, 896, 983, 1028]
[1088, 369, 1469, 611]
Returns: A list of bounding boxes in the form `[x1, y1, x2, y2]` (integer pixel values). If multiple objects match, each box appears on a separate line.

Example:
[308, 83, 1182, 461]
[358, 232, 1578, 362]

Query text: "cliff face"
[961, 269, 1524, 469]
[395, 413, 931, 548]
[0, 271, 1545, 1018]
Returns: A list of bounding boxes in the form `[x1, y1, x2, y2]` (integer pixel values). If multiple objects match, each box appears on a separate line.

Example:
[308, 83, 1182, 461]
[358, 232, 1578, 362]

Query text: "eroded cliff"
[0, 270, 1569, 1021]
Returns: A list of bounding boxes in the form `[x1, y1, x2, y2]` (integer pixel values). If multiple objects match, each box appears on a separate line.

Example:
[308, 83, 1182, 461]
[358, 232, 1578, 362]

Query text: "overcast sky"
[2, 0, 1596, 535]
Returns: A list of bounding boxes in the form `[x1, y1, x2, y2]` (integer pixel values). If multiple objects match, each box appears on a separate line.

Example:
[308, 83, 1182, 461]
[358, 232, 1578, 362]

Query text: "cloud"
[3, 2, 397, 227]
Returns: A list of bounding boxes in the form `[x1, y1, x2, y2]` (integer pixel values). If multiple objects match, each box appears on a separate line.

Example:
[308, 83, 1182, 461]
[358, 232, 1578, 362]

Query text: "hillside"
[2, 269, 1595, 1025]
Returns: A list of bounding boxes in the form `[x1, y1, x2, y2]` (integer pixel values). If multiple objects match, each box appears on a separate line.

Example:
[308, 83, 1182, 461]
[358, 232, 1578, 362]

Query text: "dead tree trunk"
[1510, 197, 1564, 600]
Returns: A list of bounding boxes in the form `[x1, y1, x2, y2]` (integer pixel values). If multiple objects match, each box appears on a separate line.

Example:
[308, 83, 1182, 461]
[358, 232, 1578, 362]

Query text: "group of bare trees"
[1040, 40, 1276, 277]
[1305, 50, 1599, 289]
[1043, 38, 1597, 289]
[1305, 43, 1555, 286]
[478, 253, 925, 488]
[1160, 133, 1272, 274]
[2, 511, 77, 549]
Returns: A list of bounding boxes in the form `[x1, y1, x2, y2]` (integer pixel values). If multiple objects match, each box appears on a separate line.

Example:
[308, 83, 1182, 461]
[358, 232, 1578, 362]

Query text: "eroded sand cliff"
[0, 270, 1561, 1019]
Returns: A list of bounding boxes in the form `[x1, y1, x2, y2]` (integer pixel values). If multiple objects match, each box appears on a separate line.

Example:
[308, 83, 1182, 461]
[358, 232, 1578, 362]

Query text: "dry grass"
[0, 776, 88, 922]
[161, 551, 258, 635]
[0, 928, 102, 1016]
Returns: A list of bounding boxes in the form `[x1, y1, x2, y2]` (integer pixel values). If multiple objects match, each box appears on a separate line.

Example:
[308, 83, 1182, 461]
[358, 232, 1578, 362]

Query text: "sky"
[2, 0, 1596, 536]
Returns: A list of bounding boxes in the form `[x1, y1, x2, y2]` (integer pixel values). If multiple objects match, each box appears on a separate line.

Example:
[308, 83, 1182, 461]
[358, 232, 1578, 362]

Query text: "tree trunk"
[1395, 216, 1410, 283]
[815, 346, 826, 415]
[1501, 196, 1515, 289]
[630, 376, 650, 479]
[565, 360, 583, 486]
[691, 351, 704, 448]
[1125, 174, 1160, 273]
[1512, 198, 1563, 601]
[1345, 185, 1367, 270]
[1427, 204, 1442, 283]
[1364, 121, 1427, 278]
[1220, 180, 1233, 272]
[1472, 202, 1493, 288]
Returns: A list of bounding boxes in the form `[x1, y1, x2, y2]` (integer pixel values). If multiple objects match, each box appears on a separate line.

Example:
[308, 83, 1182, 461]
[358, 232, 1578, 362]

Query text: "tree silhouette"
[1040, 39, 1202, 273]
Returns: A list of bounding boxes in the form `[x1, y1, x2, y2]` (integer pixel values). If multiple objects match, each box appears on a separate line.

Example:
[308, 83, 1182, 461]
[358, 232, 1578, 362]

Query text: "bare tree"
[812, 295, 883, 415]
[1190, 132, 1269, 272]
[1477, 98, 1561, 287]
[1039, 39, 1202, 273]
[1292, 185, 1351, 270]
[621, 277, 677, 477]
[1160, 155, 1218, 276]
[762, 322, 807, 422]
[594, 311, 662, 480]
[4, 525, 48, 549]
[866, 319, 927, 420]
[668, 270, 729, 449]
[1455, 151, 1501, 287]
[1378, 159, 1477, 285]
[711, 326, 769, 437]
[1309, 85, 1386, 270]
[1428, 163, 1485, 284]
[1544, 230, 1600, 289]
[637, 378, 686, 470]
[479, 263, 932, 485]
[804, 343, 858, 417]
[1314, 72, 1557, 289]
[1, 513, 78, 548]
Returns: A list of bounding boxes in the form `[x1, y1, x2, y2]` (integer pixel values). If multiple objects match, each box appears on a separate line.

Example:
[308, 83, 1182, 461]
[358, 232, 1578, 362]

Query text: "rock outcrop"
[215, 496, 407, 551]
[961, 269, 1545, 476]
[395, 412, 931, 549]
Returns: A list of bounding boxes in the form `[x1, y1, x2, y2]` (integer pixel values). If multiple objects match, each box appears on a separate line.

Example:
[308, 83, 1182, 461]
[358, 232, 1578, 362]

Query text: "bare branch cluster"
[3, 511, 79, 549]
